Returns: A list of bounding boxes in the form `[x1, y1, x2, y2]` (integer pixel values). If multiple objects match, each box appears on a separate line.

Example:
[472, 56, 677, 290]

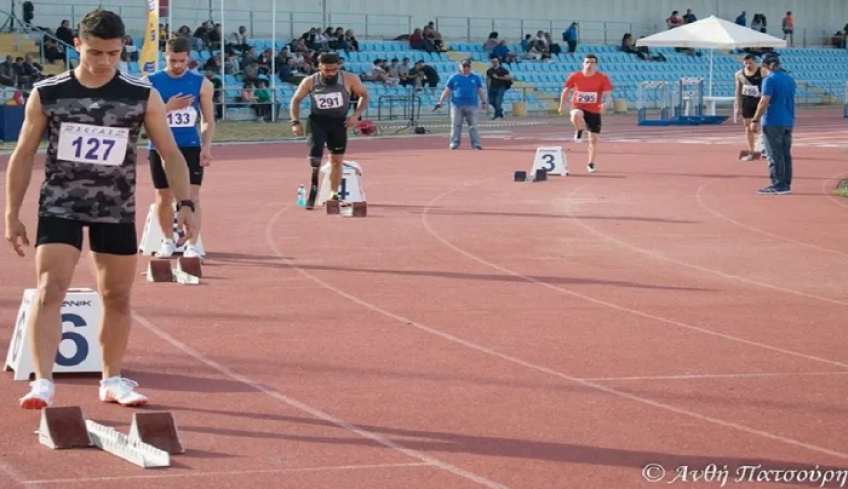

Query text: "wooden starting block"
[37, 406, 185, 469]
[326, 200, 367, 217]
[145, 257, 201, 284]
[130, 411, 185, 455]
[38, 406, 92, 449]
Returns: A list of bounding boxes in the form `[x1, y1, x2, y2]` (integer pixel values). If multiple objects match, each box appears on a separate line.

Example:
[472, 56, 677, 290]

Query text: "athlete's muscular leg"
[30, 244, 81, 380]
[90, 252, 137, 379]
[743, 118, 756, 152]
[329, 153, 344, 193]
[588, 132, 599, 163]
[570, 109, 586, 131]
[155, 189, 174, 239]
[186, 185, 201, 245]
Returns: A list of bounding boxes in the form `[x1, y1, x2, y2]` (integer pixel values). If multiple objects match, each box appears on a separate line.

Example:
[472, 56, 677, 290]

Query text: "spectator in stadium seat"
[562, 23, 578, 53]
[409, 28, 436, 53]
[344, 29, 360, 51]
[683, 9, 697, 23]
[410, 60, 439, 92]
[397, 58, 413, 86]
[635, 36, 666, 61]
[193, 21, 213, 52]
[55, 20, 74, 46]
[484, 32, 500, 55]
[621, 33, 648, 60]
[227, 26, 252, 54]
[735, 11, 747, 26]
[490, 40, 516, 63]
[486, 58, 511, 120]
[0, 55, 17, 87]
[422, 22, 447, 51]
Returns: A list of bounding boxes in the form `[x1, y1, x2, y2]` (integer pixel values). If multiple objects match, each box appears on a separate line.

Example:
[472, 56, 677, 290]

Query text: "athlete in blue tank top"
[146, 37, 216, 259]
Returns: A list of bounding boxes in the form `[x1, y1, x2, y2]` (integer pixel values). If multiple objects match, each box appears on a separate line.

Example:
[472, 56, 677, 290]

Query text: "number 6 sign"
[5, 288, 104, 380]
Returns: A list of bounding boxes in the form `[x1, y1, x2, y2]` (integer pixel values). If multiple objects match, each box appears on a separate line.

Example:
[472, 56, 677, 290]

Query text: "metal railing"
[33, 2, 837, 47]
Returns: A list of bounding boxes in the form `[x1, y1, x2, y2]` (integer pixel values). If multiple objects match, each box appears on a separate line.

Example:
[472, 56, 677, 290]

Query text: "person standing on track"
[734, 53, 764, 161]
[147, 37, 216, 258]
[4, 8, 197, 409]
[434, 59, 487, 150]
[289, 52, 370, 210]
[750, 52, 795, 195]
[558, 53, 613, 173]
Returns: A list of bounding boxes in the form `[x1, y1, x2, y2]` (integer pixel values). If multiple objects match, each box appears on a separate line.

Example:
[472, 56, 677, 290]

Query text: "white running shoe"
[182, 244, 201, 259]
[19, 378, 54, 410]
[99, 377, 149, 407]
[156, 239, 176, 258]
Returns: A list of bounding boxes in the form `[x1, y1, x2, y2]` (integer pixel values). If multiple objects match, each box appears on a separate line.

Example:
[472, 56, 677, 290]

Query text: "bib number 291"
[55, 313, 90, 367]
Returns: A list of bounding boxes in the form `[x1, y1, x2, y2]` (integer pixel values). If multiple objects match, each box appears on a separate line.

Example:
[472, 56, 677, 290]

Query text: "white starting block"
[318, 160, 366, 205]
[531, 147, 569, 176]
[5, 288, 103, 380]
[138, 203, 205, 257]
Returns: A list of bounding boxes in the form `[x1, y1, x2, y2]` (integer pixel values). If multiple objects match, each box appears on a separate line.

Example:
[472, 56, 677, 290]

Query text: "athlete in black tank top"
[735, 54, 765, 159]
[4, 8, 198, 410]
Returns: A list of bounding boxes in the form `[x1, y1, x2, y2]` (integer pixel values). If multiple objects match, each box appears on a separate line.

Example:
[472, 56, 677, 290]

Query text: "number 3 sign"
[531, 146, 569, 176]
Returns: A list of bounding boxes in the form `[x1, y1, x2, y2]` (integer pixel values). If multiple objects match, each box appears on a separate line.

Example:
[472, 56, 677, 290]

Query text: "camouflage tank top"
[36, 69, 150, 224]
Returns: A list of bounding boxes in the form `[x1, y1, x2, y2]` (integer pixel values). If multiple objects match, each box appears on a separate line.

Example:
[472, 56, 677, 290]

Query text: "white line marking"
[103, 180, 505, 489]
[0, 460, 27, 487]
[695, 170, 848, 258]
[263, 180, 848, 462]
[555, 185, 848, 308]
[24, 462, 432, 485]
[581, 371, 848, 382]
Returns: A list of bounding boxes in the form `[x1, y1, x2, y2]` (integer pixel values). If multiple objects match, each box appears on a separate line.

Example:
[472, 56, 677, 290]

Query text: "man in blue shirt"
[751, 52, 795, 195]
[435, 59, 487, 150]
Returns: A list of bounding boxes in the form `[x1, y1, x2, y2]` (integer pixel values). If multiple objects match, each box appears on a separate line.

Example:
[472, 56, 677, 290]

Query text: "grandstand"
[58, 33, 848, 122]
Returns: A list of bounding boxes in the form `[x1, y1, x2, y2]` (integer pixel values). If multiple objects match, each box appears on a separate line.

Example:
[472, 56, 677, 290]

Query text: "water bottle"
[297, 184, 306, 206]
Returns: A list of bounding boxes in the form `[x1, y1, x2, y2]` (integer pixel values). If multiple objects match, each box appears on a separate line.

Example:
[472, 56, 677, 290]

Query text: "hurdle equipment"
[145, 258, 201, 285]
[672, 78, 730, 125]
[843, 82, 848, 119]
[6, 288, 103, 380]
[138, 203, 206, 257]
[38, 407, 92, 449]
[636, 81, 674, 126]
[318, 160, 366, 206]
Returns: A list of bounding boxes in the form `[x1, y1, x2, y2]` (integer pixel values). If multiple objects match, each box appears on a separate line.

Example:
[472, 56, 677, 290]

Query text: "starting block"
[326, 200, 367, 217]
[513, 169, 548, 182]
[514, 146, 567, 182]
[318, 160, 366, 206]
[739, 133, 767, 160]
[38, 406, 92, 449]
[5, 288, 104, 380]
[145, 257, 201, 285]
[138, 203, 206, 257]
[37, 407, 184, 469]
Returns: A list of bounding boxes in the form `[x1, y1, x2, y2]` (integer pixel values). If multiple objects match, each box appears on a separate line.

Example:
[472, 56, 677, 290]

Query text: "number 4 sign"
[531, 146, 568, 176]
[5, 288, 104, 380]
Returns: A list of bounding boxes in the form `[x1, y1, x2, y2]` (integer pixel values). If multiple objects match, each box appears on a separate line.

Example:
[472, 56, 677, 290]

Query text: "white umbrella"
[635, 15, 787, 96]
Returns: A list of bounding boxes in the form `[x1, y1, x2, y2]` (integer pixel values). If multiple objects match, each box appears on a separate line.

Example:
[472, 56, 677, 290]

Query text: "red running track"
[0, 111, 847, 488]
